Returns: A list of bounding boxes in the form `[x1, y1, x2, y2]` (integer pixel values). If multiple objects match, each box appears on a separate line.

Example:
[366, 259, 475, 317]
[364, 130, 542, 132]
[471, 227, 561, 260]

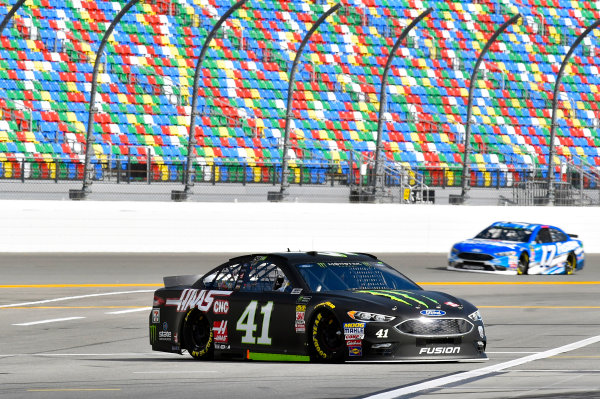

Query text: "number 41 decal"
[376, 329, 389, 338]
[237, 300, 274, 345]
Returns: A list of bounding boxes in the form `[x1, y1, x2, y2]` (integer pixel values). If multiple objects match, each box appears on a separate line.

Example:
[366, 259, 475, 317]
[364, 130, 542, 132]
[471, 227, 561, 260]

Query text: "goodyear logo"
[314, 301, 335, 310]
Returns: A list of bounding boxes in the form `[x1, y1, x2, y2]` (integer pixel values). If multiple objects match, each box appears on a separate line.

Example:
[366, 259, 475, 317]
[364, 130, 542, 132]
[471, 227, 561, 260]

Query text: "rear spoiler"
[163, 275, 203, 288]
[568, 233, 578, 238]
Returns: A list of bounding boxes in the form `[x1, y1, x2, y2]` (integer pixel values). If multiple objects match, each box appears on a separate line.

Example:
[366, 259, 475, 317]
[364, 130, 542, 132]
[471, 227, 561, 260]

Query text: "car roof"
[491, 221, 546, 230]
[230, 251, 378, 264]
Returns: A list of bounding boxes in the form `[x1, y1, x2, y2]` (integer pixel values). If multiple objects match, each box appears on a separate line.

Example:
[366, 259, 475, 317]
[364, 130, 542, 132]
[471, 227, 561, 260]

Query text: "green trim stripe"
[247, 352, 310, 362]
[355, 290, 413, 306]
[356, 290, 439, 308]
[393, 290, 440, 306]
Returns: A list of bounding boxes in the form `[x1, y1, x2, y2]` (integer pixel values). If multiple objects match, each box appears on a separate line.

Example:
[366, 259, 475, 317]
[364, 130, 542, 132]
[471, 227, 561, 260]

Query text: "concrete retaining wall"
[0, 200, 596, 253]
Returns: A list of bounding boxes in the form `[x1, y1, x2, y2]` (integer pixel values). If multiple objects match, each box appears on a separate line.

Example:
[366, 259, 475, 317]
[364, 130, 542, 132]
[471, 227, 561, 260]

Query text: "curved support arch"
[175, 0, 248, 200]
[0, 0, 27, 37]
[459, 13, 522, 203]
[547, 19, 600, 205]
[72, 0, 141, 199]
[275, 3, 341, 200]
[372, 7, 432, 199]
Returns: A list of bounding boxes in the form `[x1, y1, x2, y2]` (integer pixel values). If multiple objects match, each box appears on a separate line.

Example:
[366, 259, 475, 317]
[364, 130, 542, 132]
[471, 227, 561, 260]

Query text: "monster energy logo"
[317, 263, 327, 268]
[150, 325, 157, 344]
[356, 290, 440, 308]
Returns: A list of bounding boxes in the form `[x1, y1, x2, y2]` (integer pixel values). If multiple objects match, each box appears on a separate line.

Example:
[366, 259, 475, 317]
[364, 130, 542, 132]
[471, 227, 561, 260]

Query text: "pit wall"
[1, 200, 597, 253]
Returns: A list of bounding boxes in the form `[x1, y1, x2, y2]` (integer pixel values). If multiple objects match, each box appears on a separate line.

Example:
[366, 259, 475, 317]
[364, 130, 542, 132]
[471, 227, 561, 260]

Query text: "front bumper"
[448, 252, 518, 274]
[344, 318, 487, 362]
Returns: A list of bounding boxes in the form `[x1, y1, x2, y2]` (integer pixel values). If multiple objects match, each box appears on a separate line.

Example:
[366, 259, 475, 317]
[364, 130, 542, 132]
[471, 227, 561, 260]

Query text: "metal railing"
[1, 156, 598, 205]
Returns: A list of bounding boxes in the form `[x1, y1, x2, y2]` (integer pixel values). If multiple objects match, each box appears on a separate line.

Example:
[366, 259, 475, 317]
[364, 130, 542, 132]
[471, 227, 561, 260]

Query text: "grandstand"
[1, 0, 600, 202]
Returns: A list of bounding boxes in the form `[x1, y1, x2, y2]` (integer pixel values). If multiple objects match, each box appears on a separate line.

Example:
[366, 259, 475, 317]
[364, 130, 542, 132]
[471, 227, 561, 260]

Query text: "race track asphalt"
[1, 253, 599, 399]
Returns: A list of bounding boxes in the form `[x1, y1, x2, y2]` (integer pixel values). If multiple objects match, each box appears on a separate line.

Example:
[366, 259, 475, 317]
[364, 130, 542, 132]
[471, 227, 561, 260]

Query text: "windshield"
[475, 226, 532, 242]
[294, 261, 421, 292]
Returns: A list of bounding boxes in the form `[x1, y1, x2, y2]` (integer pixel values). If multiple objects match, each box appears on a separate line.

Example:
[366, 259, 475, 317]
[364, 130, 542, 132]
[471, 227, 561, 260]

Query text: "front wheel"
[564, 253, 576, 275]
[517, 253, 529, 275]
[183, 310, 213, 360]
[309, 311, 345, 363]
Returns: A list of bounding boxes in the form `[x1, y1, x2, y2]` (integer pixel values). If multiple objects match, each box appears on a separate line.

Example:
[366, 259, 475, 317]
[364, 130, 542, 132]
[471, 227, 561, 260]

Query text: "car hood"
[454, 238, 522, 253]
[330, 289, 474, 315]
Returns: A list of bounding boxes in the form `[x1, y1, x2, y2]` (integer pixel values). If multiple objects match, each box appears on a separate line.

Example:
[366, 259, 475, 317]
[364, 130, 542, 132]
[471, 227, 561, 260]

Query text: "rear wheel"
[183, 310, 213, 360]
[564, 253, 576, 275]
[517, 252, 529, 275]
[309, 311, 345, 362]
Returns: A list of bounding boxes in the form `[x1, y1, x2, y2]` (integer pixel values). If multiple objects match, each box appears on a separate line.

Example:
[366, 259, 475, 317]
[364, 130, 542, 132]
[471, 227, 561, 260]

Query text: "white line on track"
[364, 334, 600, 399]
[133, 371, 217, 374]
[105, 307, 152, 314]
[12, 317, 85, 326]
[0, 290, 154, 308]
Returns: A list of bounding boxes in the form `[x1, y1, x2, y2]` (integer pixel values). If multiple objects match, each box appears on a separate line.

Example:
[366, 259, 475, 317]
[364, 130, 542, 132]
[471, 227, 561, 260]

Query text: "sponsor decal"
[444, 302, 460, 308]
[346, 340, 362, 346]
[419, 347, 460, 355]
[344, 333, 364, 340]
[348, 346, 362, 357]
[171, 345, 180, 352]
[295, 323, 306, 333]
[215, 343, 231, 350]
[213, 320, 228, 343]
[159, 321, 172, 341]
[151, 309, 160, 323]
[295, 305, 306, 333]
[149, 325, 157, 344]
[296, 305, 306, 312]
[344, 322, 366, 329]
[420, 309, 446, 316]
[557, 241, 579, 253]
[314, 301, 335, 310]
[173, 332, 178, 344]
[296, 296, 311, 305]
[344, 322, 365, 337]
[166, 289, 232, 313]
[291, 288, 303, 295]
[213, 299, 229, 315]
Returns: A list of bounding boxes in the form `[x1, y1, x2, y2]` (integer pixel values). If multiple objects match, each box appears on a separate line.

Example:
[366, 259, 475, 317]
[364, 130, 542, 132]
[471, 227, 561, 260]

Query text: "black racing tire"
[564, 253, 576, 275]
[183, 310, 213, 360]
[517, 252, 529, 275]
[309, 310, 345, 363]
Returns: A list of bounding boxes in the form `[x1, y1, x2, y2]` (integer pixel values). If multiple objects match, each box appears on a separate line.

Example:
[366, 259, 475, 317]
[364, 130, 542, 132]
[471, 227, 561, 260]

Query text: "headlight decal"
[468, 310, 483, 322]
[347, 310, 395, 323]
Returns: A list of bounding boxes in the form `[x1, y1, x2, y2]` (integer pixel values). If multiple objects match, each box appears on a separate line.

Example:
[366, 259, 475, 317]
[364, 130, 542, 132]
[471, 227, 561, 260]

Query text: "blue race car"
[448, 222, 584, 275]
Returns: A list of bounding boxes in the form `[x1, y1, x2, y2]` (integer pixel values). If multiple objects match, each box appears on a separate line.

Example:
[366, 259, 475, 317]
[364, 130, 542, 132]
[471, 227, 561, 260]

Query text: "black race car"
[149, 252, 487, 362]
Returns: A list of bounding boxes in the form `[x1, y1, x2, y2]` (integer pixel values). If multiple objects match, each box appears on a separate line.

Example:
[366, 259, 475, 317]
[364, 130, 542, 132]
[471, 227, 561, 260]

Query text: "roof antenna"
[287, 248, 290, 252]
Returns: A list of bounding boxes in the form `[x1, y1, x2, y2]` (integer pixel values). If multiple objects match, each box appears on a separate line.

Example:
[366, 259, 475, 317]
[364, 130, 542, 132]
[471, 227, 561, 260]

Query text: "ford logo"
[420, 309, 446, 316]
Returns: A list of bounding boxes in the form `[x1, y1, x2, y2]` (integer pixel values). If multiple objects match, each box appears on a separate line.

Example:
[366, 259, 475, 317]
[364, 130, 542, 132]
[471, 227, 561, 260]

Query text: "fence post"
[116, 159, 121, 184]
[127, 155, 131, 183]
[147, 152, 151, 185]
